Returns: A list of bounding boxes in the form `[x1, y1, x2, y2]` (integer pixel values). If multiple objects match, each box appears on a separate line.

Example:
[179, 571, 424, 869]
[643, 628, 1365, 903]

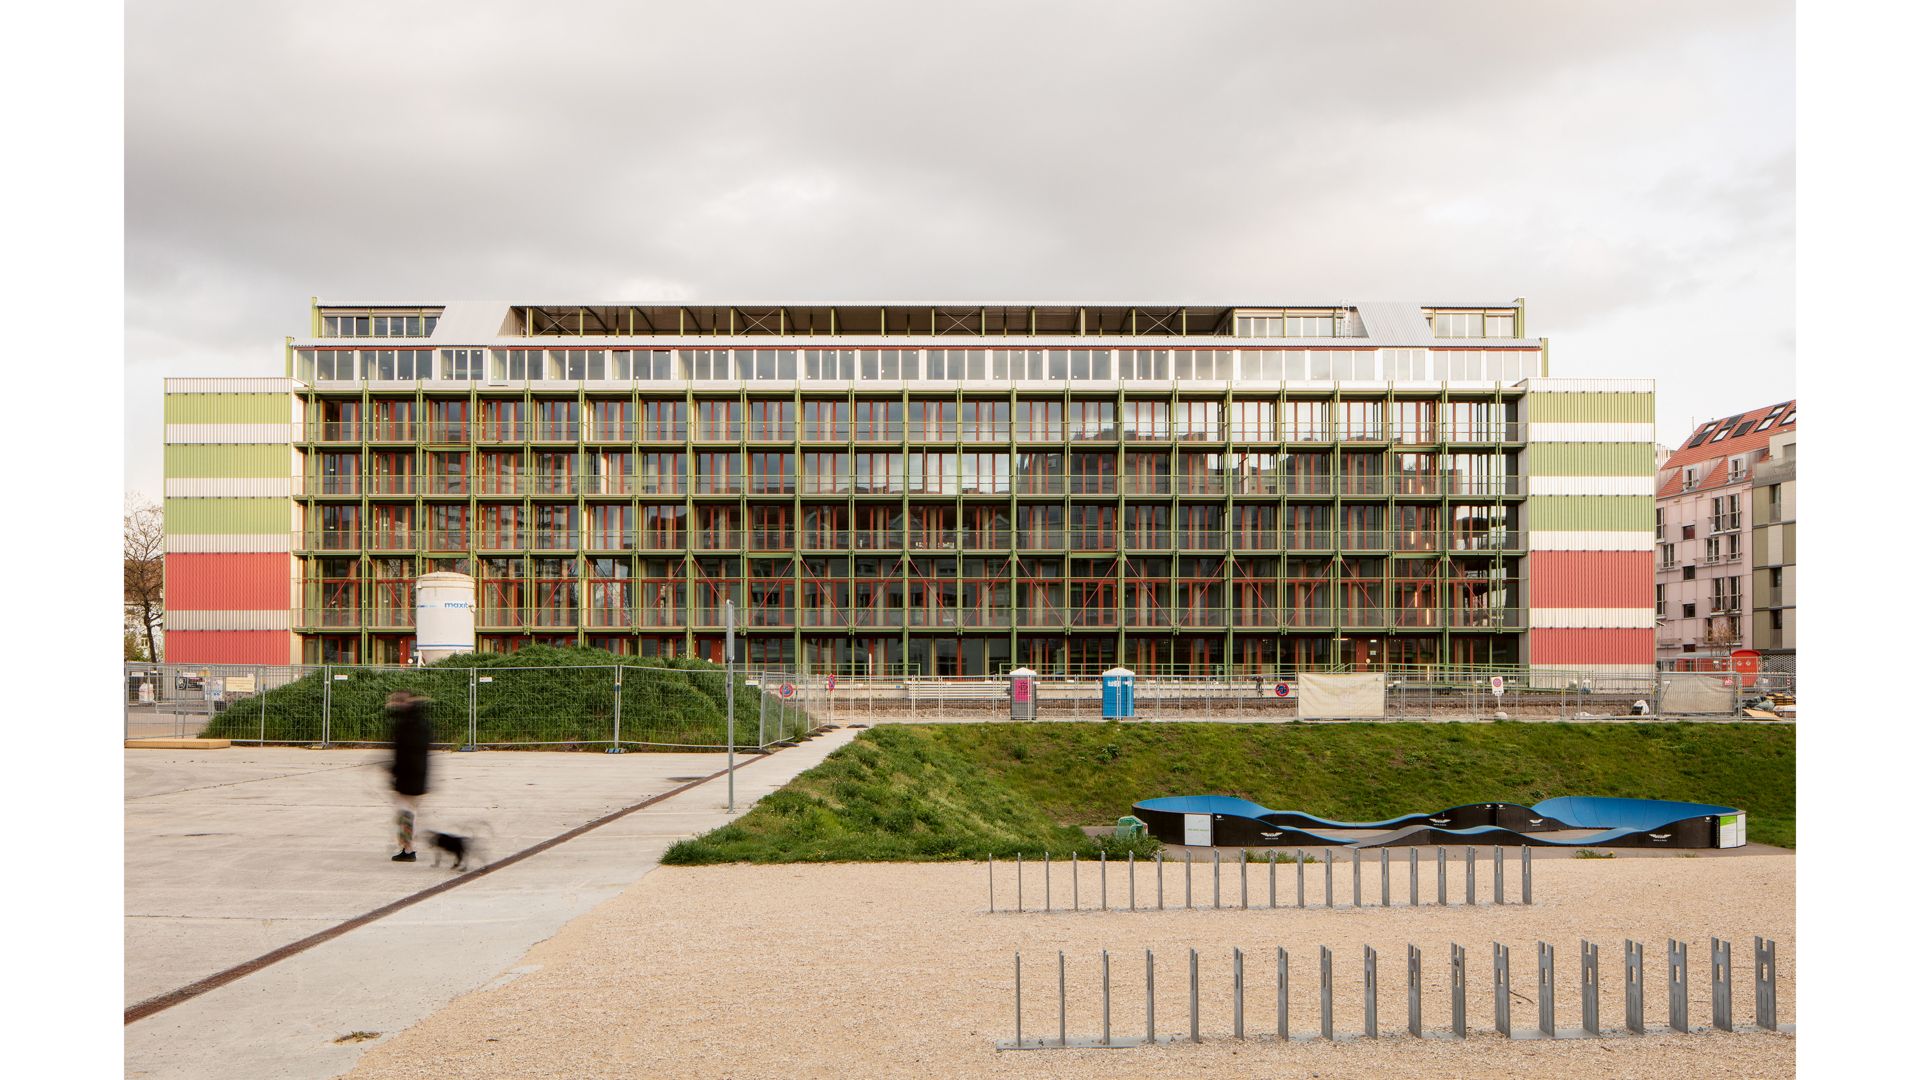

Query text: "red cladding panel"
[1530, 628, 1655, 665]
[166, 553, 292, 610]
[1529, 551, 1656, 608]
[166, 631, 295, 665]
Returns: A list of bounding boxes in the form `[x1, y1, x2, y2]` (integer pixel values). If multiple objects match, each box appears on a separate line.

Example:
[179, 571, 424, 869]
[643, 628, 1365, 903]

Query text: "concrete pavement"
[124, 726, 860, 1080]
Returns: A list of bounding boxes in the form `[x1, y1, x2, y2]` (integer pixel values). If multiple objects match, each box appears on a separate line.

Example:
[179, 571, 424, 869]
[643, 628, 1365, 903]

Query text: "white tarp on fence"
[1661, 673, 1734, 714]
[1300, 673, 1387, 719]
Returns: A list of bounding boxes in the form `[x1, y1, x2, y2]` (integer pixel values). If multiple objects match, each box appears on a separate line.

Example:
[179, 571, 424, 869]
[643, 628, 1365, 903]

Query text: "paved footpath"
[124, 726, 860, 1080]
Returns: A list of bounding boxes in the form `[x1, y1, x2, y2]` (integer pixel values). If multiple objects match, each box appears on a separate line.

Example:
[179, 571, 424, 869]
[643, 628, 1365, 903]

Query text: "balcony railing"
[584, 532, 636, 550]
[1176, 529, 1228, 551]
[1069, 475, 1119, 495]
[748, 529, 794, 551]
[964, 528, 1013, 549]
[585, 422, 635, 442]
[693, 529, 743, 550]
[298, 608, 362, 628]
[907, 531, 962, 551]
[424, 423, 471, 443]
[303, 476, 362, 495]
[1020, 528, 1068, 549]
[1124, 529, 1172, 549]
[635, 531, 684, 550]
[1123, 474, 1173, 495]
[852, 530, 904, 550]
[694, 474, 746, 495]
[364, 422, 417, 442]
[529, 422, 580, 442]
[1178, 474, 1230, 496]
[367, 475, 419, 495]
[1341, 529, 1389, 550]
[1067, 528, 1119, 551]
[476, 423, 526, 442]
[746, 423, 796, 442]
[1017, 475, 1068, 495]
[529, 530, 579, 549]
[635, 423, 688, 441]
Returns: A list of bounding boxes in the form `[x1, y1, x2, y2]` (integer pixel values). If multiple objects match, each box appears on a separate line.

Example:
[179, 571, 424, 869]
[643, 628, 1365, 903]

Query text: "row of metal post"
[989, 846, 1532, 913]
[1004, 935, 1782, 1048]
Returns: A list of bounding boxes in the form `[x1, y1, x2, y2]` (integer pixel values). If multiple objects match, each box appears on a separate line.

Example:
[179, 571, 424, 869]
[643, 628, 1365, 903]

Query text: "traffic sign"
[1490, 675, 1505, 697]
[825, 673, 837, 692]
[779, 682, 796, 700]
[1273, 681, 1291, 698]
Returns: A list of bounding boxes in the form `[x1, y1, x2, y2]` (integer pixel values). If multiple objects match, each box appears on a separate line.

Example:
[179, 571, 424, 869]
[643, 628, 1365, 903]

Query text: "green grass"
[662, 721, 1795, 864]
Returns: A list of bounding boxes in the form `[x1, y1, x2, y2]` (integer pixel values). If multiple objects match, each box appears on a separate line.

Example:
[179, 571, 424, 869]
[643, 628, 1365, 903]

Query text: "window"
[315, 350, 356, 381]
[441, 349, 484, 380]
[1655, 584, 1666, 618]
[1659, 542, 1675, 568]
[491, 349, 540, 381]
[1682, 602, 1696, 619]
[1682, 565, 1696, 580]
[1682, 524, 1696, 540]
[1654, 508, 1664, 539]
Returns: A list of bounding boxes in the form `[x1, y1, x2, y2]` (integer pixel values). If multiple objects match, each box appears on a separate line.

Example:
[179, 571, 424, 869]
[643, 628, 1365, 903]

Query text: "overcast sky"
[125, 0, 1793, 502]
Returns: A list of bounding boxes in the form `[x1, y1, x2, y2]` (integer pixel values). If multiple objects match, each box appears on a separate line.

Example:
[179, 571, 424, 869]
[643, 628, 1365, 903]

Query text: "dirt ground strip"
[346, 853, 1793, 1080]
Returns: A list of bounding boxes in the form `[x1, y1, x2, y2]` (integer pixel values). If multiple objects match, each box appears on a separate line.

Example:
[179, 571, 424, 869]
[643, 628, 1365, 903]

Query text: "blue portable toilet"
[1101, 667, 1136, 720]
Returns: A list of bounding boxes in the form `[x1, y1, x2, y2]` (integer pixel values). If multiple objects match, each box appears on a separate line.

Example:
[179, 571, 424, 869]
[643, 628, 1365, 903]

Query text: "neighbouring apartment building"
[1654, 401, 1797, 668]
[162, 299, 1656, 677]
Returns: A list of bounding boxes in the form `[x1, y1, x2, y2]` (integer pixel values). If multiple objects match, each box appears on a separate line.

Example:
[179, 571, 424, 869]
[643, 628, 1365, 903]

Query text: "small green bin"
[1115, 815, 1147, 839]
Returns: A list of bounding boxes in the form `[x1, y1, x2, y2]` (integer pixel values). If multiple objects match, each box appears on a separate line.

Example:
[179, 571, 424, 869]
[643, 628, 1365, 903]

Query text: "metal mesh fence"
[125, 662, 822, 750]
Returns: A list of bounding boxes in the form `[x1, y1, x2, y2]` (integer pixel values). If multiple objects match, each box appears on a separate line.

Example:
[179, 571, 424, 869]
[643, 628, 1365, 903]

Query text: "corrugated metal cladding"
[1528, 378, 1656, 395]
[163, 393, 296, 424]
[1528, 531, 1654, 552]
[163, 378, 297, 395]
[163, 498, 293, 535]
[1528, 442, 1656, 477]
[1529, 627, 1656, 665]
[1532, 663, 1656, 679]
[1528, 608, 1657, 629]
[165, 630, 298, 665]
[1529, 496, 1654, 532]
[1528, 551, 1655, 607]
[166, 553, 292, 610]
[1528, 476, 1655, 497]
[1525, 392, 1656, 424]
[164, 444, 298, 480]
[166, 609, 293, 632]
[164, 423, 296, 445]
[164, 478, 293, 498]
[1528, 423, 1657, 444]
[165, 533, 293, 554]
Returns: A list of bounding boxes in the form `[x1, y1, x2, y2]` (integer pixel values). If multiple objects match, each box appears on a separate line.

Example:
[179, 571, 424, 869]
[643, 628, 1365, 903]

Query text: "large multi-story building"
[1654, 400, 1797, 668]
[162, 299, 1656, 677]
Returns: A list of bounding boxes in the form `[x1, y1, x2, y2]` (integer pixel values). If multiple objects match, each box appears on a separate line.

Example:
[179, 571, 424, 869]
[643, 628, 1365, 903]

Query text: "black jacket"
[389, 701, 432, 796]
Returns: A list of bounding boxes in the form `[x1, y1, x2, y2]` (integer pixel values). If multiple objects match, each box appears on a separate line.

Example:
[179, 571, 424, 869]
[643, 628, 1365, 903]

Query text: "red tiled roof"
[1662, 400, 1796, 472]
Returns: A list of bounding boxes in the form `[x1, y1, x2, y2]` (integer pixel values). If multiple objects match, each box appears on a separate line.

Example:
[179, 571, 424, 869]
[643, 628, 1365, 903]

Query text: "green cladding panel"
[1528, 442, 1656, 478]
[1528, 495, 1654, 532]
[164, 444, 295, 480]
[1526, 392, 1655, 424]
[164, 393, 292, 425]
[163, 497, 291, 536]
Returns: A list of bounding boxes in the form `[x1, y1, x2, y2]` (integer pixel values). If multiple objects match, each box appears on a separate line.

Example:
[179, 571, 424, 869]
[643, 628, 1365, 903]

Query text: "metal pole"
[1381, 848, 1391, 907]
[1494, 942, 1511, 1037]
[1363, 945, 1378, 1037]
[258, 665, 267, 744]
[1157, 852, 1164, 910]
[1467, 847, 1477, 905]
[1626, 938, 1645, 1034]
[1324, 849, 1333, 908]
[1185, 851, 1192, 908]
[1319, 946, 1333, 1040]
[1240, 850, 1248, 909]
[1233, 947, 1245, 1040]
[1058, 950, 1067, 1046]
[725, 600, 735, 812]
[1100, 852, 1107, 910]
[320, 664, 332, 747]
[1408, 944, 1422, 1037]
[1276, 946, 1289, 1042]
[1711, 937, 1732, 1032]
[1438, 848, 1448, 906]
[1269, 851, 1277, 908]
[1073, 853, 1079, 910]
[1296, 850, 1306, 907]
[1755, 936, 1777, 1031]
[1523, 846, 1533, 905]
[1450, 943, 1466, 1038]
[1668, 939, 1688, 1033]
[1102, 949, 1111, 1046]
[610, 665, 622, 751]
[1190, 948, 1201, 1043]
[1044, 852, 1050, 912]
[1353, 846, 1362, 907]
[1537, 941, 1555, 1038]
[1409, 849, 1419, 906]
[1017, 854, 1023, 912]
[467, 667, 477, 750]
[1129, 852, 1135, 911]
[1213, 849, 1221, 909]
[1146, 949, 1156, 1043]
[1014, 952, 1022, 1047]
[1494, 847, 1505, 905]
[1581, 940, 1600, 1036]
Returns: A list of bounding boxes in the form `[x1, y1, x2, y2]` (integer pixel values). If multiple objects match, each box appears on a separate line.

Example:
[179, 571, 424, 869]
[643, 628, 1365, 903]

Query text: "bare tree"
[125, 496, 165, 664]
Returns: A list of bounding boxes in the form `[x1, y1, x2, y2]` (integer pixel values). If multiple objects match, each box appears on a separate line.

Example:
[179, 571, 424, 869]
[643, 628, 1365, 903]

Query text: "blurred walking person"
[387, 690, 432, 862]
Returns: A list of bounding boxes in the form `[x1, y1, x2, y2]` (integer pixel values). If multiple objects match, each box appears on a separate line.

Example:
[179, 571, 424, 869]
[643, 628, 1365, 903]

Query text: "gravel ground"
[346, 853, 1793, 1079]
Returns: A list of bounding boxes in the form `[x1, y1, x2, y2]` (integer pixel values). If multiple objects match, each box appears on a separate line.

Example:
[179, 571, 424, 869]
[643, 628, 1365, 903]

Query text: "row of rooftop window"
[295, 346, 1541, 386]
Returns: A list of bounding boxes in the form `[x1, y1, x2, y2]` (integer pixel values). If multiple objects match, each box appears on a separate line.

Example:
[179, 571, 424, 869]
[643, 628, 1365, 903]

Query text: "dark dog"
[426, 831, 474, 871]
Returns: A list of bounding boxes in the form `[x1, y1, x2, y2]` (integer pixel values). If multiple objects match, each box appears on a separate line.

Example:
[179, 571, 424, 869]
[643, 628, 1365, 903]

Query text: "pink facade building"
[1654, 401, 1796, 668]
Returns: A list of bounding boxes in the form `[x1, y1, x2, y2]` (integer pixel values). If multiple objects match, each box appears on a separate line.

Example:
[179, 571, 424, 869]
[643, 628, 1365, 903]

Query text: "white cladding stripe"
[165, 478, 294, 498]
[1528, 530, 1656, 552]
[1528, 608, 1659, 629]
[1529, 663, 1658, 679]
[166, 609, 293, 632]
[1528, 475, 1656, 497]
[1528, 423, 1656, 443]
[164, 533, 293, 554]
[162, 378, 299, 394]
[1524, 378, 1656, 394]
[165, 423, 295, 445]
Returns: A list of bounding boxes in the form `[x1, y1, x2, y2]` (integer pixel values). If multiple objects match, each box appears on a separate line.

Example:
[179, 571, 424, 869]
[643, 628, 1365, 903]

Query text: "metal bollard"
[1538, 941, 1556, 1038]
[1668, 939, 1689, 1033]
[1102, 949, 1111, 1045]
[1381, 848, 1391, 908]
[1233, 947, 1245, 1039]
[1277, 946, 1290, 1042]
[1101, 851, 1107, 911]
[1495, 847, 1506, 905]
[1581, 939, 1600, 1036]
[1353, 847, 1362, 907]
[1146, 948, 1157, 1043]
[1523, 846, 1533, 905]
[1755, 936, 1778, 1032]
[1408, 944, 1423, 1037]
[1450, 943, 1467, 1038]
[1073, 853, 1079, 911]
[1319, 946, 1334, 1040]
[1240, 850, 1248, 910]
[1058, 950, 1067, 1046]
[1466, 847, 1477, 905]
[1324, 849, 1334, 908]
[1297, 849, 1306, 908]
[1269, 851, 1277, 909]
[1625, 939, 1645, 1034]
[1409, 849, 1419, 906]
[1190, 948, 1201, 1043]
[1363, 945, 1379, 1037]
[1438, 848, 1448, 906]
[1014, 952, 1022, 1047]
[1711, 937, 1732, 1032]
[1494, 942, 1512, 1037]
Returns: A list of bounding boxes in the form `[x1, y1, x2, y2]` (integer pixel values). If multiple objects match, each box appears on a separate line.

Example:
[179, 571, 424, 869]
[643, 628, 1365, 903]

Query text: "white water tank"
[415, 572, 477, 664]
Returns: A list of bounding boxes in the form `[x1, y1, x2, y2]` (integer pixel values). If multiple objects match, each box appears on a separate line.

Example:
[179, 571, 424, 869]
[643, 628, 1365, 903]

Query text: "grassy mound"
[201, 645, 766, 748]
[664, 721, 1796, 863]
